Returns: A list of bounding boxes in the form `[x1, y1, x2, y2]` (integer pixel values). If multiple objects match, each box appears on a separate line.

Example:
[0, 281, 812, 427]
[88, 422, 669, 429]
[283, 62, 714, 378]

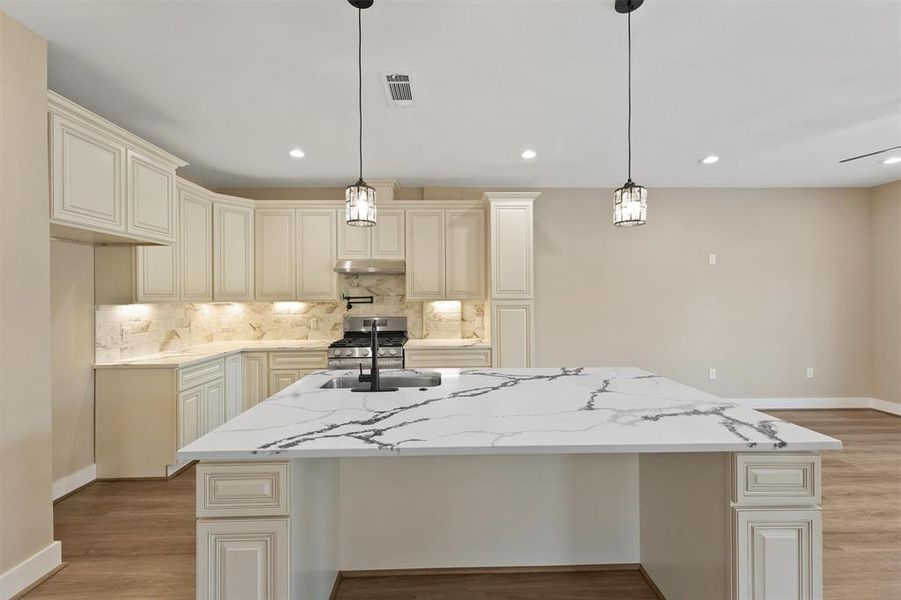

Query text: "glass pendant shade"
[345, 179, 377, 227]
[613, 180, 647, 227]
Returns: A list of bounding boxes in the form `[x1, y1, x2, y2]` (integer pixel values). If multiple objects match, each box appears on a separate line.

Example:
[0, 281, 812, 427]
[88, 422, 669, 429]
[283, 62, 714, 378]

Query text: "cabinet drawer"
[733, 454, 821, 506]
[197, 462, 290, 517]
[267, 351, 327, 370]
[405, 348, 491, 368]
[178, 358, 225, 391]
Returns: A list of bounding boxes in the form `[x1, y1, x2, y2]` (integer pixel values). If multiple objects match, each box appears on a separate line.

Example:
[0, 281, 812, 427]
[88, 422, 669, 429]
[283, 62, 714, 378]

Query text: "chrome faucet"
[352, 318, 397, 393]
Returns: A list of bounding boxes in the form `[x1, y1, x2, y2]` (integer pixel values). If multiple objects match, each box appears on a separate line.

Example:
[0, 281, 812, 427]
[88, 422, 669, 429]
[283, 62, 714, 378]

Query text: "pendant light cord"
[627, 6, 632, 182]
[357, 7, 363, 182]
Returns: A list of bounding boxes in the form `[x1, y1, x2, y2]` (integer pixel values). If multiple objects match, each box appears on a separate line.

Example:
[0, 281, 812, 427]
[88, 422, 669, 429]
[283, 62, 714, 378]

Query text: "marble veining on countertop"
[94, 339, 333, 368]
[177, 367, 841, 460]
[404, 339, 491, 349]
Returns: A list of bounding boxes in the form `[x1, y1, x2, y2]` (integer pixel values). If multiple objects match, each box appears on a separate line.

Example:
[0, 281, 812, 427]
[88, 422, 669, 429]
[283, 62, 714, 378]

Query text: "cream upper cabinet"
[445, 209, 485, 299]
[48, 92, 186, 244]
[406, 209, 446, 300]
[296, 209, 337, 300]
[136, 244, 179, 302]
[255, 209, 297, 300]
[337, 208, 404, 260]
[490, 200, 534, 299]
[178, 185, 213, 302]
[50, 111, 126, 233]
[126, 149, 176, 242]
[371, 209, 405, 259]
[214, 199, 255, 301]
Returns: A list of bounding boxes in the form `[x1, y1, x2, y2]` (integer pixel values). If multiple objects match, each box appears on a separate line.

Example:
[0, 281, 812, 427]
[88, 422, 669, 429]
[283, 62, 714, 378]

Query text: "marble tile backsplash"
[95, 274, 486, 363]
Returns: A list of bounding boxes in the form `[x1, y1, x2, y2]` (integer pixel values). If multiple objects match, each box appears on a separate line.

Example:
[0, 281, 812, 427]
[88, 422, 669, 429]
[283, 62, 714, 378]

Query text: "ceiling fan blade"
[839, 145, 901, 163]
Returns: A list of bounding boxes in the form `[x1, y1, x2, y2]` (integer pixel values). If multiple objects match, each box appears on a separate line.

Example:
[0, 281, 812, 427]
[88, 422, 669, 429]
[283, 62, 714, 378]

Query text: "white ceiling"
[2, 0, 899, 189]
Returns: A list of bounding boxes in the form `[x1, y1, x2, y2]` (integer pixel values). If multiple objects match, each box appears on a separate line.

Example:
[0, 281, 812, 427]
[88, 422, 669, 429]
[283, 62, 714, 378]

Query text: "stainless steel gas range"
[327, 316, 407, 370]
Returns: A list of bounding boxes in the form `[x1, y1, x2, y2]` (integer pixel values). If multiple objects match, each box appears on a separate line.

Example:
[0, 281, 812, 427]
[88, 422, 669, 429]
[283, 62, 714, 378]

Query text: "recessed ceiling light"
[700, 155, 720, 165]
[288, 148, 305, 158]
[521, 149, 537, 160]
[882, 156, 901, 165]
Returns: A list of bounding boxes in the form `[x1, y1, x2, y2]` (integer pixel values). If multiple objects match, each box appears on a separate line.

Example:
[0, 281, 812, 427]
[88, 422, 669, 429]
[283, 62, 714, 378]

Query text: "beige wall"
[0, 8, 56, 587]
[871, 180, 901, 404]
[50, 240, 95, 486]
[533, 188, 873, 399]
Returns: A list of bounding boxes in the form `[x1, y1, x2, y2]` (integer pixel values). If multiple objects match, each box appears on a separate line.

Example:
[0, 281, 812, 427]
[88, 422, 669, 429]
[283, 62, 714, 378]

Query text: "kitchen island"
[179, 367, 840, 600]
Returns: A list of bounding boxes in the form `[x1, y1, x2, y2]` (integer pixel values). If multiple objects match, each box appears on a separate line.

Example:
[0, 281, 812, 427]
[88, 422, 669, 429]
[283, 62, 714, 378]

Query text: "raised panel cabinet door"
[269, 370, 301, 395]
[50, 112, 126, 232]
[135, 244, 179, 302]
[734, 509, 822, 600]
[405, 210, 446, 300]
[490, 202, 533, 298]
[255, 209, 297, 300]
[197, 518, 289, 600]
[371, 209, 405, 259]
[126, 149, 176, 242]
[202, 379, 226, 435]
[179, 187, 213, 301]
[336, 209, 372, 259]
[214, 202, 255, 301]
[296, 210, 338, 300]
[243, 352, 269, 410]
[177, 386, 202, 449]
[225, 354, 244, 421]
[446, 209, 485, 299]
[491, 301, 534, 368]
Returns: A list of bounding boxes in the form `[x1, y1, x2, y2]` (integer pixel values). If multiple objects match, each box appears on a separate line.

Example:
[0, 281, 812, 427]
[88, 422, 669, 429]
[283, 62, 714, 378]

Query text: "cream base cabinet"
[406, 210, 446, 300]
[269, 370, 303, 395]
[197, 518, 290, 600]
[177, 386, 202, 450]
[202, 379, 226, 434]
[214, 198, 255, 301]
[244, 352, 269, 410]
[491, 301, 534, 367]
[225, 354, 243, 421]
[296, 210, 338, 300]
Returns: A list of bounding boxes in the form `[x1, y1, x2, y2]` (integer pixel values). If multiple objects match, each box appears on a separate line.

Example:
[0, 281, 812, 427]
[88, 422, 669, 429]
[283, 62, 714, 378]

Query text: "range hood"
[333, 259, 405, 275]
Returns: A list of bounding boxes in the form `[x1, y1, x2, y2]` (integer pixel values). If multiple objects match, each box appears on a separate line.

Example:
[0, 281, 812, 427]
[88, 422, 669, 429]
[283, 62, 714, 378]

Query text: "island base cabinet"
[733, 509, 822, 600]
[197, 518, 290, 600]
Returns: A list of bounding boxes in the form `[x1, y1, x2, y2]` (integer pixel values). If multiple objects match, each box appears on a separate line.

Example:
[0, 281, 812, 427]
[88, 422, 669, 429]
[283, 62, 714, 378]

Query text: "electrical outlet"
[708, 253, 717, 265]
[708, 368, 717, 380]
[806, 367, 815, 379]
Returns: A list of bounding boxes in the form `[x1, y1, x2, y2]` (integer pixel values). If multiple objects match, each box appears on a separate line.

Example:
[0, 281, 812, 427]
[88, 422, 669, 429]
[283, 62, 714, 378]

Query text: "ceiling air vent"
[382, 72, 414, 107]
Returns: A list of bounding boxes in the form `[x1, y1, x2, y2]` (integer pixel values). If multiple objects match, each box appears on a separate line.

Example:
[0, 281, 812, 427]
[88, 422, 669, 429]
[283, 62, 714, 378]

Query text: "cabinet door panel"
[136, 244, 178, 302]
[406, 210, 445, 300]
[337, 211, 372, 259]
[491, 301, 533, 368]
[203, 379, 226, 435]
[51, 113, 126, 232]
[491, 203, 533, 298]
[197, 518, 289, 600]
[446, 209, 485, 299]
[225, 354, 243, 421]
[255, 209, 296, 300]
[214, 202, 254, 301]
[127, 149, 176, 242]
[243, 353, 269, 410]
[179, 188, 213, 301]
[178, 387, 202, 449]
[371, 209, 405, 259]
[269, 369, 302, 395]
[296, 210, 337, 300]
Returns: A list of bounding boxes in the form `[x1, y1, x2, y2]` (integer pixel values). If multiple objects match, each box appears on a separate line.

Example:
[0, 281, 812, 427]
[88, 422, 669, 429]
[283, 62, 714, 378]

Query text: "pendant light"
[613, 0, 647, 227]
[345, 0, 376, 227]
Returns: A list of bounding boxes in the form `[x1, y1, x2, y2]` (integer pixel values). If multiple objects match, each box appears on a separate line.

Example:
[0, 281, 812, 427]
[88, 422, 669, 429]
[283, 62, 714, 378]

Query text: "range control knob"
[388, 348, 399, 356]
[362, 349, 370, 357]
[378, 348, 387, 357]
[342, 349, 352, 357]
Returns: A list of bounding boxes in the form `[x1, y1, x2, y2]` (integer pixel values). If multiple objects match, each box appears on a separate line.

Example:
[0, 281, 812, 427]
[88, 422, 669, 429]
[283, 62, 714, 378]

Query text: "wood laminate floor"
[24, 409, 901, 599]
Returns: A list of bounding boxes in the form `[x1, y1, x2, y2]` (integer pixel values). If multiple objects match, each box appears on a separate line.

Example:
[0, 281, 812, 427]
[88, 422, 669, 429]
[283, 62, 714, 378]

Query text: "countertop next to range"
[177, 367, 841, 461]
[94, 339, 492, 369]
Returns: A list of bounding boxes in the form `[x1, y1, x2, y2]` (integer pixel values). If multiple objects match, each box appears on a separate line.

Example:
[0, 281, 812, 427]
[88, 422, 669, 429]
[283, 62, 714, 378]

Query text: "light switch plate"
[708, 253, 717, 265]
[708, 368, 717, 380]
[806, 367, 815, 379]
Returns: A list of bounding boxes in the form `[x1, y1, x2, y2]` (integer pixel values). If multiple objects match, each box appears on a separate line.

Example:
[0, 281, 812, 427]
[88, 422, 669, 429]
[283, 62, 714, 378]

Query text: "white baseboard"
[0, 541, 61, 600]
[731, 396, 901, 416]
[52, 463, 96, 501]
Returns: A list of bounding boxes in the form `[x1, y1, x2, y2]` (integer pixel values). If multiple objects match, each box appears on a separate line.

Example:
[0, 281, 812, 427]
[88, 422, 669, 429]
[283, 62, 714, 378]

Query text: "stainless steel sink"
[320, 373, 442, 389]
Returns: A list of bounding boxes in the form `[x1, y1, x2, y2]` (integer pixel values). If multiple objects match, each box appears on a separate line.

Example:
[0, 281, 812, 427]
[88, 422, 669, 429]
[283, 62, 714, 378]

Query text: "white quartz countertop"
[178, 367, 841, 460]
[403, 339, 491, 349]
[94, 340, 332, 368]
